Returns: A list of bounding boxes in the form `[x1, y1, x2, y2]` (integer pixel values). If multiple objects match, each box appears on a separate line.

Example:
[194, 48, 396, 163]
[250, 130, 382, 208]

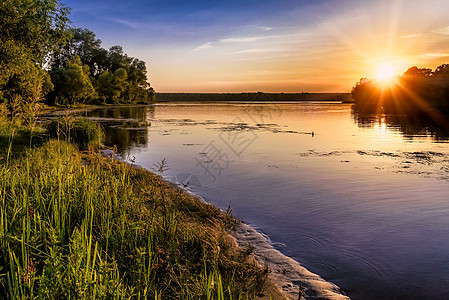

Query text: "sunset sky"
[66, 0, 449, 92]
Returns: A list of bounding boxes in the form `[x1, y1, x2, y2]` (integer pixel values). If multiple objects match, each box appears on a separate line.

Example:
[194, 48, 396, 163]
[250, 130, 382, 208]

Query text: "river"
[80, 102, 449, 299]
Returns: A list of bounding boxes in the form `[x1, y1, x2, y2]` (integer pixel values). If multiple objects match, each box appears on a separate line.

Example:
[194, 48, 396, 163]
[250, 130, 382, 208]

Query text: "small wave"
[337, 249, 382, 279]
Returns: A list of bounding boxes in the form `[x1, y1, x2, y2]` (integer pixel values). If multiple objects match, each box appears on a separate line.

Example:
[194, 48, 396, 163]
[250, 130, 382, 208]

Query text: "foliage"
[95, 68, 128, 104]
[0, 0, 71, 107]
[1, 2, 155, 113]
[0, 122, 50, 161]
[50, 56, 95, 105]
[0, 140, 266, 298]
[50, 28, 156, 104]
[352, 64, 449, 113]
[46, 117, 104, 149]
[51, 27, 102, 74]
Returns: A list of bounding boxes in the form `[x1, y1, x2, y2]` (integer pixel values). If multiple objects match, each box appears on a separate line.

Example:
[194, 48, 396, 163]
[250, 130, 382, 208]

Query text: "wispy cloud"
[422, 52, 449, 58]
[232, 48, 280, 54]
[401, 34, 422, 39]
[108, 17, 145, 30]
[433, 26, 449, 35]
[193, 42, 214, 51]
[219, 36, 266, 43]
[193, 30, 294, 49]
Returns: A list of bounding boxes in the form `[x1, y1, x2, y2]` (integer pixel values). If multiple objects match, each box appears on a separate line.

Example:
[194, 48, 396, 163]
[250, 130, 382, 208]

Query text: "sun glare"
[375, 63, 396, 82]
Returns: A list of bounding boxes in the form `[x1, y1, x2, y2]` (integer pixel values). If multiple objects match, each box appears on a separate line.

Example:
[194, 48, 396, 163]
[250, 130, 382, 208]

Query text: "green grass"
[0, 137, 267, 299]
[0, 121, 48, 160]
[47, 117, 104, 150]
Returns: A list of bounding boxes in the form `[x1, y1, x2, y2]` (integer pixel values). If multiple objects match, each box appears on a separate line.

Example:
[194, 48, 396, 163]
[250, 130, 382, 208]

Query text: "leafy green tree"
[107, 46, 132, 73]
[96, 71, 112, 103]
[0, 0, 71, 107]
[91, 48, 110, 75]
[96, 68, 128, 103]
[123, 58, 154, 103]
[50, 56, 95, 105]
[52, 28, 102, 73]
[50, 27, 156, 104]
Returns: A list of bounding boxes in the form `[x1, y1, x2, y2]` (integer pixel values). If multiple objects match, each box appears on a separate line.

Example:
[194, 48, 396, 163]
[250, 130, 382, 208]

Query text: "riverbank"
[53, 104, 350, 298]
[1, 106, 350, 299]
[0, 133, 270, 298]
[102, 148, 349, 299]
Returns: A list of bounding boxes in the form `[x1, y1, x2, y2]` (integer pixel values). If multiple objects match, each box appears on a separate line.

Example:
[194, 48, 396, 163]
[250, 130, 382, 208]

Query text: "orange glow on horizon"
[128, 1, 449, 93]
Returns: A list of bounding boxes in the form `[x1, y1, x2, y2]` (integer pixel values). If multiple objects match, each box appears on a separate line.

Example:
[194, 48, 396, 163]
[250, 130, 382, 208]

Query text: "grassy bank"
[0, 123, 268, 298]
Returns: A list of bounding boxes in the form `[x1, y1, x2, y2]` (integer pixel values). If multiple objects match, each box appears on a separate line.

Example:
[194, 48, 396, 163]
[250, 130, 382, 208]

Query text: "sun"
[375, 63, 396, 82]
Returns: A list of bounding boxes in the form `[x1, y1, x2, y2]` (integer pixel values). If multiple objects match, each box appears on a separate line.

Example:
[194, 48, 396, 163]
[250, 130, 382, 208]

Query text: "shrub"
[47, 117, 104, 149]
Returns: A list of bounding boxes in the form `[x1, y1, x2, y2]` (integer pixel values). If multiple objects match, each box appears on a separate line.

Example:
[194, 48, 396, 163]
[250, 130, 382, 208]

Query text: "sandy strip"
[232, 223, 349, 300]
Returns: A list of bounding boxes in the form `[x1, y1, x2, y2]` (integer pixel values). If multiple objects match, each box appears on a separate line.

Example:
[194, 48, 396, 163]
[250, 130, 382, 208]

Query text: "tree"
[0, 0, 71, 107]
[50, 56, 95, 105]
[352, 64, 449, 113]
[107, 46, 132, 73]
[434, 64, 449, 77]
[96, 71, 112, 103]
[403, 66, 433, 77]
[432, 64, 449, 103]
[96, 68, 128, 103]
[47, 25, 156, 105]
[91, 48, 109, 75]
[123, 58, 153, 103]
[51, 28, 102, 73]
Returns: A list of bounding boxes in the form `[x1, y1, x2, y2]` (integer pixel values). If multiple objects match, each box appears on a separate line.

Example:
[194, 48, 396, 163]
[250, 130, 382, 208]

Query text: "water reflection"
[353, 107, 449, 142]
[87, 105, 155, 120]
[80, 105, 155, 152]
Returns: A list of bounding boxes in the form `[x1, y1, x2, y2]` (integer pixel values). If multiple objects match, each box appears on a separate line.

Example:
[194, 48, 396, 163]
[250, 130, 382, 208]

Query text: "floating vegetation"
[296, 149, 449, 180]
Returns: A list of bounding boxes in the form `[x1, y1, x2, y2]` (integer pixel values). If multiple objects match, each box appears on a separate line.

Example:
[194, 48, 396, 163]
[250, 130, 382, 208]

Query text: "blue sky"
[65, 0, 449, 92]
[66, 0, 334, 44]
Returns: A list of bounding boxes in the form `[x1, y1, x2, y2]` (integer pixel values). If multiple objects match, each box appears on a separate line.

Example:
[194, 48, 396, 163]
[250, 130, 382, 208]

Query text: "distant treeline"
[352, 64, 449, 113]
[156, 92, 353, 102]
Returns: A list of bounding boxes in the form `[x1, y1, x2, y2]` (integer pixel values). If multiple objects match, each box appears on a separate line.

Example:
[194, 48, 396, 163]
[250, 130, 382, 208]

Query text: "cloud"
[193, 32, 296, 52]
[219, 36, 266, 43]
[109, 17, 143, 29]
[401, 34, 422, 39]
[433, 26, 449, 35]
[422, 52, 449, 58]
[232, 48, 279, 54]
[193, 42, 214, 51]
[193, 34, 282, 51]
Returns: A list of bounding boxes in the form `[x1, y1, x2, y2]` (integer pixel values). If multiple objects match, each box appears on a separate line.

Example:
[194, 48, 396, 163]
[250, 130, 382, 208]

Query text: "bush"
[47, 117, 104, 149]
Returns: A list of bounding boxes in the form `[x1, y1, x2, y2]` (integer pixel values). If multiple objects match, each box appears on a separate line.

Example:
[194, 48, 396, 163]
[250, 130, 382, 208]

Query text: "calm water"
[82, 102, 449, 299]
